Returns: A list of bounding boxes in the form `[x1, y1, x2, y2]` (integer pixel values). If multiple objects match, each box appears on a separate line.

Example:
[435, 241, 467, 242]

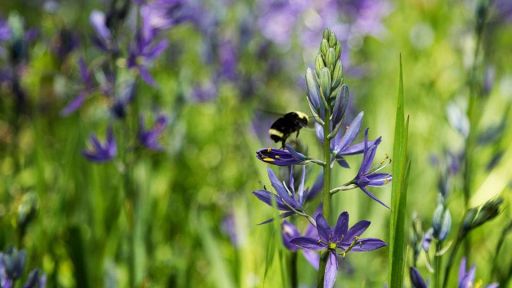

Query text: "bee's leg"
[281, 140, 286, 149]
[296, 130, 300, 138]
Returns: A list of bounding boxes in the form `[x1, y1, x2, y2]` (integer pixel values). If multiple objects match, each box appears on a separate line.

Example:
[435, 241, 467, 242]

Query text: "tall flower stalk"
[253, 29, 390, 288]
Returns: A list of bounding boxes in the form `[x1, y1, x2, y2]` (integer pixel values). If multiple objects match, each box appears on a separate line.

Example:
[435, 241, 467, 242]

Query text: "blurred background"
[0, 0, 511, 287]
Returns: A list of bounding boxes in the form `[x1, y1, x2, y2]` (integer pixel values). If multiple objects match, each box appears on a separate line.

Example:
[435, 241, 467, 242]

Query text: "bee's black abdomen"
[268, 112, 309, 146]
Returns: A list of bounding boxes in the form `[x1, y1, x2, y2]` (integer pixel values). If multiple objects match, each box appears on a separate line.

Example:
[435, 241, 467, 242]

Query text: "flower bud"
[432, 205, 451, 241]
[1, 248, 26, 280]
[332, 61, 343, 88]
[323, 29, 330, 40]
[315, 54, 325, 74]
[319, 67, 331, 101]
[320, 39, 329, 56]
[463, 197, 503, 232]
[328, 30, 337, 47]
[305, 68, 322, 116]
[326, 48, 336, 70]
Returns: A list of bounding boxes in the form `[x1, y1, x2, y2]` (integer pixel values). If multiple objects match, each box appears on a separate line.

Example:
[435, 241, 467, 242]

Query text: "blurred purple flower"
[51, 28, 80, 60]
[0, 17, 11, 43]
[218, 39, 238, 81]
[492, 0, 512, 23]
[221, 213, 240, 247]
[352, 129, 391, 208]
[256, 145, 307, 166]
[0, 248, 46, 288]
[291, 212, 386, 288]
[83, 127, 117, 162]
[90, 10, 113, 51]
[257, 0, 306, 46]
[138, 113, 169, 150]
[190, 81, 218, 102]
[282, 220, 320, 269]
[127, 32, 168, 86]
[458, 258, 498, 288]
[61, 58, 95, 116]
[140, 0, 193, 40]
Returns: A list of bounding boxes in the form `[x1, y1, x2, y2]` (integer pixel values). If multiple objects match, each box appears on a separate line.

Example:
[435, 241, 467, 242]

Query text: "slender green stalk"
[442, 231, 463, 288]
[290, 252, 298, 288]
[317, 110, 332, 288]
[433, 241, 442, 288]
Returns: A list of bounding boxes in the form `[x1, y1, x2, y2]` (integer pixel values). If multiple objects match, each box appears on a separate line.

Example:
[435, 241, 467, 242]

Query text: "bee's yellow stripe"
[269, 129, 284, 137]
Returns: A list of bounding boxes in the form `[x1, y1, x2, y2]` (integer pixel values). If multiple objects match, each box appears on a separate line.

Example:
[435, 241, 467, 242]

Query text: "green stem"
[442, 231, 464, 288]
[317, 111, 332, 287]
[433, 241, 442, 288]
[290, 252, 298, 288]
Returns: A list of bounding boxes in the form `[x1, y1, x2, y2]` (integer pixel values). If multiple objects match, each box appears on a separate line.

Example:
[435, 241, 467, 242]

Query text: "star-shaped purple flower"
[82, 127, 117, 162]
[127, 32, 168, 86]
[458, 258, 498, 288]
[291, 212, 386, 288]
[253, 166, 321, 222]
[352, 129, 391, 208]
[61, 58, 95, 116]
[138, 113, 169, 151]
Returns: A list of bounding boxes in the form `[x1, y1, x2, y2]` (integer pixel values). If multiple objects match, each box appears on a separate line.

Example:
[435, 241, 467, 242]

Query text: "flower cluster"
[0, 248, 46, 288]
[251, 29, 391, 287]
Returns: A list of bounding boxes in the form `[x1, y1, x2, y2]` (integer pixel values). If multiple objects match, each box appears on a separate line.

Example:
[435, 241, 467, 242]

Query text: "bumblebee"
[269, 111, 309, 148]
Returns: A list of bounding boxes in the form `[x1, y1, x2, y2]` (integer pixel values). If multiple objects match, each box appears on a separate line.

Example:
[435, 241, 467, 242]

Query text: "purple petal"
[297, 165, 306, 204]
[290, 237, 325, 250]
[60, 92, 86, 116]
[302, 249, 320, 270]
[145, 39, 169, 61]
[336, 157, 350, 168]
[305, 222, 319, 239]
[267, 168, 299, 209]
[324, 252, 338, 288]
[315, 214, 332, 242]
[282, 221, 300, 251]
[367, 173, 392, 186]
[334, 111, 363, 154]
[338, 140, 377, 156]
[89, 11, 111, 43]
[138, 66, 156, 86]
[359, 186, 389, 209]
[344, 220, 370, 243]
[331, 85, 349, 127]
[333, 212, 349, 243]
[349, 238, 387, 252]
[252, 190, 287, 210]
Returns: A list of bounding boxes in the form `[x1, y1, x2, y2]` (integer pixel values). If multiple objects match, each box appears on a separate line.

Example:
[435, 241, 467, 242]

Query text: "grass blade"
[388, 55, 411, 288]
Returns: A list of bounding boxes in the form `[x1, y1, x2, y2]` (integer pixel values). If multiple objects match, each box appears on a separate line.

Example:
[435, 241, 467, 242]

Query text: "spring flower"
[291, 212, 386, 288]
[0, 248, 46, 288]
[82, 127, 117, 162]
[352, 129, 391, 208]
[127, 32, 168, 86]
[256, 146, 307, 166]
[458, 258, 498, 288]
[138, 113, 169, 151]
[140, 0, 193, 40]
[0, 17, 11, 43]
[61, 58, 94, 116]
[282, 221, 320, 269]
[409, 267, 427, 288]
[253, 166, 318, 221]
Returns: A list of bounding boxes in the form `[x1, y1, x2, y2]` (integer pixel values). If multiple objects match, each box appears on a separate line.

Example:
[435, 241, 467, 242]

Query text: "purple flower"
[291, 212, 386, 288]
[138, 113, 169, 150]
[409, 267, 427, 288]
[218, 39, 238, 81]
[127, 32, 168, 86]
[0, 248, 45, 288]
[82, 127, 117, 162]
[458, 258, 498, 288]
[282, 221, 320, 269]
[0, 17, 11, 43]
[352, 129, 391, 208]
[89, 10, 113, 51]
[140, 0, 192, 40]
[256, 146, 307, 166]
[61, 58, 95, 116]
[253, 166, 320, 221]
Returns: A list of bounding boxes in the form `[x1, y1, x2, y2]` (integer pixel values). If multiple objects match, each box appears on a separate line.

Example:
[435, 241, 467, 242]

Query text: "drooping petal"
[335, 157, 350, 168]
[344, 220, 370, 243]
[60, 92, 86, 116]
[252, 190, 287, 210]
[323, 252, 338, 288]
[333, 212, 349, 243]
[138, 66, 156, 86]
[315, 214, 332, 242]
[302, 249, 320, 270]
[290, 237, 325, 250]
[367, 173, 392, 186]
[358, 186, 389, 209]
[267, 168, 300, 210]
[409, 267, 427, 288]
[349, 238, 387, 252]
[144, 39, 169, 61]
[297, 165, 306, 204]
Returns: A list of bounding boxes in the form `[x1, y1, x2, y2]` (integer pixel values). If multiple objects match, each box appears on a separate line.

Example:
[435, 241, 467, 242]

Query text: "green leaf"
[388, 55, 411, 288]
